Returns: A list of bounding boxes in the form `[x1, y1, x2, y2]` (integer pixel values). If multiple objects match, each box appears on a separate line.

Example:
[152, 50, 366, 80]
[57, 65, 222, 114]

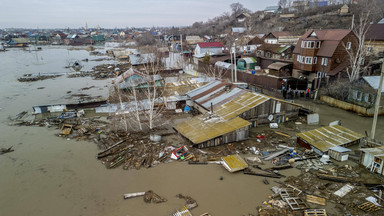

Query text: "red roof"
[197, 42, 223, 48]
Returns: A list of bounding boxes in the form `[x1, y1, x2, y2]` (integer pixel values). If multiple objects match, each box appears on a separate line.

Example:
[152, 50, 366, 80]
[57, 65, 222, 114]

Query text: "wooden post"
[371, 61, 384, 139]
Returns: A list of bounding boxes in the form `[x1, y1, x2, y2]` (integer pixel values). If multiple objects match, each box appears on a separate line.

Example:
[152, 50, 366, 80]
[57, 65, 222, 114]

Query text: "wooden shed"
[360, 146, 384, 176]
[328, 146, 352, 161]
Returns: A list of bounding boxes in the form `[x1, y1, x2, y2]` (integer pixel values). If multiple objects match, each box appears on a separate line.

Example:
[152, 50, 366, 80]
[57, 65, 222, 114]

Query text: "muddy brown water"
[0, 47, 383, 216]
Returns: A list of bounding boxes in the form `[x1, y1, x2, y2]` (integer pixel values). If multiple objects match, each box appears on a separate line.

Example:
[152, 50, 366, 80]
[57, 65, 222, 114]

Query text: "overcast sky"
[0, 0, 279, 29]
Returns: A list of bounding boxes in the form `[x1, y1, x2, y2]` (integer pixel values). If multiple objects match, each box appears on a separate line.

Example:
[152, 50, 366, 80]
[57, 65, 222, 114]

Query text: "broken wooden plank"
[316, 173, 361, 184]
[123, 192, 145, 199]
[275, 131, 291, 137]
[243, 168, 281, 178]
[334, 184, 354, 197]
[306, 195, 326, 206]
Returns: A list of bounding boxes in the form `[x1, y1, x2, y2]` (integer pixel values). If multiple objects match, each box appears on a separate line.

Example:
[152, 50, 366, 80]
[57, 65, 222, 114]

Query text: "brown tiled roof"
[366, 24, 384, 41]
[293, 29, 353, 57]
[247, 36, 264, 45]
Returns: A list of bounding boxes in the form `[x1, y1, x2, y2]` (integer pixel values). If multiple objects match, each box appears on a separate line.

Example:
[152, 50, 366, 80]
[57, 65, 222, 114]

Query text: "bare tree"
[345, 12, 371, 82]
[278, 0, 288, 8]
[140, 50, 166, 130]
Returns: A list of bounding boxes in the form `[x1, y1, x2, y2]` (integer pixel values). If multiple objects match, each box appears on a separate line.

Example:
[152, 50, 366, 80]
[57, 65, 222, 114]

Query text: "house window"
[305, 57, 313, 64]
[301, 41, 305, 48]
[364, 93, 370, 103]
[357, 91, 362, 101]
[346, 42, 351, 50]
[316, 41, 321, 48]
[367, 47, 372, 52]
[266, 52, 271, 58]
[309, 41, 315, 48]
[297, 55, 301, 62]
[321, 58, 328, 66]
[314, 57, 317, 64]
[352, 90, 358, 100]
[316, 71, 327, 78]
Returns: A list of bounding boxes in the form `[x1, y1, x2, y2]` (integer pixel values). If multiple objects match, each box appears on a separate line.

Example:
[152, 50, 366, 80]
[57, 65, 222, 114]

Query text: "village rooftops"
[196, 42, 223, 48]
[297, 125, 365, 152]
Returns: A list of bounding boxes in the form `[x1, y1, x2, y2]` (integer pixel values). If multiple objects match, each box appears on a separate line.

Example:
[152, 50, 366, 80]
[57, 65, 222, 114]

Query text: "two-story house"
[365, 20, 384, 58]
[292, 29, 357, 88]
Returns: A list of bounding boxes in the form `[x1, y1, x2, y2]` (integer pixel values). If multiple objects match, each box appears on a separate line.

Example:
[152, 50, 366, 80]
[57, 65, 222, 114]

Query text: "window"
[301, 56, 305, 63]
[316, 71, 327, 78]
[321, 58, 328, 66]
[266, 52, 271, 58]
[314, 57, 317, 64]
[357, 91, 362, 101]
[367, 47, 372, 52]
[316, 41, 321, 48]
[352, 90, 357, 100]
[305, 57, 313, 64]
[346, 42, 351, 50]
[297, 55, 301, 62]
[364, 93, 370, 103]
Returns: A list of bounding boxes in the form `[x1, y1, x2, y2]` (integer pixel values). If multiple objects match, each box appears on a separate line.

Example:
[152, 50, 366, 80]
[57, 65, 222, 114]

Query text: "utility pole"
[371, 60, 384, 139]
[234, 42, 238, 82]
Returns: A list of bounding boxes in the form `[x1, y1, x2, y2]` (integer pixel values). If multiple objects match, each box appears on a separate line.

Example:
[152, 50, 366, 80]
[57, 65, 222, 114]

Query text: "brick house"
[292, 29, 358, 89]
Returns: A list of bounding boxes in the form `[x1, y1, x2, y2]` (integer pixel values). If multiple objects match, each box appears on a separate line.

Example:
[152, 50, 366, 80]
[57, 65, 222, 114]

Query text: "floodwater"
[0, 46, 383, 216]
[296, 100, 384, 141]
[0, 46, 282, 216]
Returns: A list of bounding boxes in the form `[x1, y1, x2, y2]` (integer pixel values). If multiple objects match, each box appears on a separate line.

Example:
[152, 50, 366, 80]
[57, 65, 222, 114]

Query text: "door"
[276, 102, 281, 113]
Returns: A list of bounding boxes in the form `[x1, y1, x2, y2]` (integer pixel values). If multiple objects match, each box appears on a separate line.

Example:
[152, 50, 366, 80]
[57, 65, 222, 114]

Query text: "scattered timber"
[316, 173, 361, 184]
[267, 165, 293, 171]
[97, 140, 126, 159]
[243, 168, 281, 178]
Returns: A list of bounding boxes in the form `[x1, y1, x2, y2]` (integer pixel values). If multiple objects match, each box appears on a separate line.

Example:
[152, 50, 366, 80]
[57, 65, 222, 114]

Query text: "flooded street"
[0, 47, 383, 216]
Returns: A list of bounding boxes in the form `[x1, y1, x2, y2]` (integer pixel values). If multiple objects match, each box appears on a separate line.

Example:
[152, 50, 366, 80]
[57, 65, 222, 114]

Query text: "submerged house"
[347, 76, 384, 116]
[297, 125, 365, 157]
[174, 80, 301, 148]
[7, 37, 29, 47]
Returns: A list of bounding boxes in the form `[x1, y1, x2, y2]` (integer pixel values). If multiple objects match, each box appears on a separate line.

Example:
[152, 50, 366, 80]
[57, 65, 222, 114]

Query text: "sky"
[0, 0, 279, 29]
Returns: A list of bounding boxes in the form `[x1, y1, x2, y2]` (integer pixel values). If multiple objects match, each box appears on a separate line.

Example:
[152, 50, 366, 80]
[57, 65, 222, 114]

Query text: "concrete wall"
[320, 95, 384, 116]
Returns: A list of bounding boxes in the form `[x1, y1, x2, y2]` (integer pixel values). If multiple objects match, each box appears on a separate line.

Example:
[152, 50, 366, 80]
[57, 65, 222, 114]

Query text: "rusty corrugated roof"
[297, 125, 365, 152]
[173, 114, 250, 144]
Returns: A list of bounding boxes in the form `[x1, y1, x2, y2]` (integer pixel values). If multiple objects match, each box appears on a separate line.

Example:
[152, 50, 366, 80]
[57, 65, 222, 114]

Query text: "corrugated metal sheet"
[297, 125, 365, 152]
[215, 92, 270, 120]
[199, 87, 246, 109]
[173, 114, 250, 144]
[186, 80, 222, 98]
[221, 154, 248, 172]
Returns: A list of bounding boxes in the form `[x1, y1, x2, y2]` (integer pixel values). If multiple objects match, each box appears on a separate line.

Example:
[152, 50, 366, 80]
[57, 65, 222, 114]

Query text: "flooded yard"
[0, 46, 383, 216]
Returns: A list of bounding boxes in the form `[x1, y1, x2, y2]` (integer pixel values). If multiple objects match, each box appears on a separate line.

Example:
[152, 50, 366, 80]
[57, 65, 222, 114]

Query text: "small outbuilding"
[360, 146, 384, 175]
[237, 57, 257, 70]
[328, 146, 352, 161]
